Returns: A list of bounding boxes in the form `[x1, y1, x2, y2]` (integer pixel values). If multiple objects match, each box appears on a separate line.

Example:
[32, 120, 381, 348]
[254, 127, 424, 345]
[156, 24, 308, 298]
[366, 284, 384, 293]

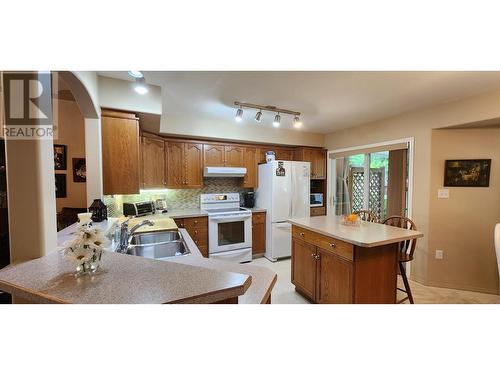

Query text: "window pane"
[369, 151, 389, 220]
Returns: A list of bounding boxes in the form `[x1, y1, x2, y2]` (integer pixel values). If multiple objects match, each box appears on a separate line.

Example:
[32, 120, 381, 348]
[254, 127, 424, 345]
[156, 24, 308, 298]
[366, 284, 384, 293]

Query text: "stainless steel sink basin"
[126, 230, 190, 259]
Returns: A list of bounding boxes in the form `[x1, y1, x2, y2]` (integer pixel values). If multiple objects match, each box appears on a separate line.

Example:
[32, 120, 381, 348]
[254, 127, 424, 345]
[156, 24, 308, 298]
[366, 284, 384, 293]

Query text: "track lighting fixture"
[293, 115, 302, 128]
[235, 107, 243, 122]
[273, 113, 281, 127]
[134, 77, 148, 95]
[254, 110, 263, 122]
[234, 101, 302, 128]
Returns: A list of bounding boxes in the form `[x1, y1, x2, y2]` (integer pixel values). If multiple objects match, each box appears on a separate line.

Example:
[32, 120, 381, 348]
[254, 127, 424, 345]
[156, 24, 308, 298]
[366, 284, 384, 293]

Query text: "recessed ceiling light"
[293, 115, 303, 128]
[254, 110, 262, 122]
[235, 107, 243, 122]
[128, 71, 144, 78]
[273, 113, 281, 127]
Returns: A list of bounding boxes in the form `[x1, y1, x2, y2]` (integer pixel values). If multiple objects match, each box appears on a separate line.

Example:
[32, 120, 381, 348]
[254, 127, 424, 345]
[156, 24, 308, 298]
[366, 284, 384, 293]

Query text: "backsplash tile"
[103, 178, 252, 217]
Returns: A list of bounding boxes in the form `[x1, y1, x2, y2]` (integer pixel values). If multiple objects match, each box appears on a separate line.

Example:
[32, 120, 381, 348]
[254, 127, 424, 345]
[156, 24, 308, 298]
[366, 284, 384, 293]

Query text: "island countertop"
[288, 215, 423, 248]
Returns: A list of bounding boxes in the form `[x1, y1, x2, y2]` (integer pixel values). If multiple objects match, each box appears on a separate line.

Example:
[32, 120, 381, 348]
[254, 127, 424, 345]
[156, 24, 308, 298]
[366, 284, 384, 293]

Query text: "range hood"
[203, 166, 247, 177]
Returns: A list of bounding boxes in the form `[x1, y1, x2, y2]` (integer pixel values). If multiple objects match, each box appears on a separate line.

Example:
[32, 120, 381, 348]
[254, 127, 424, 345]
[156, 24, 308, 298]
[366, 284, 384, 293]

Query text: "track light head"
[134, 77, 148, 95]
[293, 115, 302, 128]
[273, 113, 281, 127]
[235, 107, 243, 122]
[254, 110, 263, 122]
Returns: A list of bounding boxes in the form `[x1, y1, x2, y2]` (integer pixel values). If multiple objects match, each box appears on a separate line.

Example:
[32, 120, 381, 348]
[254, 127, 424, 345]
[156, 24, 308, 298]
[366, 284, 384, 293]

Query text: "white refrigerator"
[255, 160, 310, 261]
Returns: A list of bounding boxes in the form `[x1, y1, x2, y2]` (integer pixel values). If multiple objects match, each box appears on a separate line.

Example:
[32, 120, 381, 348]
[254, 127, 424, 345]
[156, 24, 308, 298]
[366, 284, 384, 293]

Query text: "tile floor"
[252, 257, 500, 304]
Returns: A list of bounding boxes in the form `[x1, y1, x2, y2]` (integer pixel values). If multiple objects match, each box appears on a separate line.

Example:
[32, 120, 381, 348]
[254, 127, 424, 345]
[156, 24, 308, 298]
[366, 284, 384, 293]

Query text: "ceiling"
[98, 71, 500, 134]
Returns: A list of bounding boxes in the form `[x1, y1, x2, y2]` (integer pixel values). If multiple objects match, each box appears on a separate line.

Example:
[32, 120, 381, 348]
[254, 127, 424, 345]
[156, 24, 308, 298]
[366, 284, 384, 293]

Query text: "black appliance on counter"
[123, 201, 156, 217]
[242, 192, 255, 208]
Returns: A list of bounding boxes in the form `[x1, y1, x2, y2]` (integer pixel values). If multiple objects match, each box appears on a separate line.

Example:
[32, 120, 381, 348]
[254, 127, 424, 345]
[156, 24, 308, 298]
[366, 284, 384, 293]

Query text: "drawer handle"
[310, 253, 315, 258]
[329, 243, 336, 248]
[300, 232, 305, 236]
[194, 220, 198, 224]
[194, 230, 198, 234]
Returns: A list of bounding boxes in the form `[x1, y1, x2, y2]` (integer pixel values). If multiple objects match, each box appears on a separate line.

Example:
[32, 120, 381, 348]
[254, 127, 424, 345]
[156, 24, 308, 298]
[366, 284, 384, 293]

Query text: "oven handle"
[209, 214, 252, 221]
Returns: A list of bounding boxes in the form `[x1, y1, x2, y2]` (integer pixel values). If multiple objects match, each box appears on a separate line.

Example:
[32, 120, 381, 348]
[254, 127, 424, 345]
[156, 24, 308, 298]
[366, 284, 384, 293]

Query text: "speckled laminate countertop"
[0, 250, 252, 304]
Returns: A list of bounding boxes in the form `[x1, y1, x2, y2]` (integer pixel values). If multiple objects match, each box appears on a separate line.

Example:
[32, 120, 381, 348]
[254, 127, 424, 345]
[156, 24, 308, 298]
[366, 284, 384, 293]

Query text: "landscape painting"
[444, 159, 491, 187]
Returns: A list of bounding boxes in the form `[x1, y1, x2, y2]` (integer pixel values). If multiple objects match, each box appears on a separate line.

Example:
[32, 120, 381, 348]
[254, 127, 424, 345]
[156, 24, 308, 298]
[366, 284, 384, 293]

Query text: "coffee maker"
[242, 192, 255, 208]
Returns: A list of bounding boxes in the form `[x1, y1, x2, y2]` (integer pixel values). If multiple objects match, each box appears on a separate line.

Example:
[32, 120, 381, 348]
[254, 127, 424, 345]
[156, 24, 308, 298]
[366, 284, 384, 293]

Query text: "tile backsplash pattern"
[104, 178, 252, 217]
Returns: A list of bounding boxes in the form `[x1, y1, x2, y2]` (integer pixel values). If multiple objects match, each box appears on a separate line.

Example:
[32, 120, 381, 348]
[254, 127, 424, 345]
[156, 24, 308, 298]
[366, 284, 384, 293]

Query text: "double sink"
[126, 230, 191, 260]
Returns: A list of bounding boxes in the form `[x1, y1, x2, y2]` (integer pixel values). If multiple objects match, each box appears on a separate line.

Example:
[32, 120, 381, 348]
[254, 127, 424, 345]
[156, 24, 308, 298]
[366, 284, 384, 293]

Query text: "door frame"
[326, 137, 415, 276]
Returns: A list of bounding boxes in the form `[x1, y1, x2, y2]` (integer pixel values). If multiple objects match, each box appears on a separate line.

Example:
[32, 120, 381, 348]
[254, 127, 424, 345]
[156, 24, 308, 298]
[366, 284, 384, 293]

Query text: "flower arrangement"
[61, 214, 110, 275]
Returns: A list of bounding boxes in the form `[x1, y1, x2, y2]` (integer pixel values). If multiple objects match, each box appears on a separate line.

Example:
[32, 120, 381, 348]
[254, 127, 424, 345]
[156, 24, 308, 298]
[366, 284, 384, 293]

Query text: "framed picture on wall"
[55, 174, 67, 198]
[53, 144, 67, 170]
[444, 159, 491, 187]
[72, 158, 86, 182]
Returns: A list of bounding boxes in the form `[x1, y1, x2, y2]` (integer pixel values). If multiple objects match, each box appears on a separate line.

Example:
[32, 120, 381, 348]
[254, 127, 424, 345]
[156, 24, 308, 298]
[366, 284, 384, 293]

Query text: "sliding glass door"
[330, 144, 408, 221]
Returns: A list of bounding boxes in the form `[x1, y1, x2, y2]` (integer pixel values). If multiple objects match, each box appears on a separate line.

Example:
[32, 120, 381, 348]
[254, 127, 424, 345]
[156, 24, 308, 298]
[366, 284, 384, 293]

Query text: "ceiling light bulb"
[134, 77, 148, 95]
[235, 108, 243, 122]
[254, 110, 262, 122]
[293, 115, 303, 128]
[128, 71, 144, 78]
[273, 113, 281, 127]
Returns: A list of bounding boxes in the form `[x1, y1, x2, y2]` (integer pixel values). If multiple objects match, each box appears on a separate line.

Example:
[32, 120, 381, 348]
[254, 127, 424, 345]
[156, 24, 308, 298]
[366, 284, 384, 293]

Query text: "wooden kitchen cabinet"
[174, 216, 209, 257]
[101, 110, 141, 195]
[291, 238, 317, 301]
[141, 137, 165, 189]
[243, 147, 259, 188]
[275, 148, 293, 161]
[203, 144, 225, 167]
[293, 147, 326, 179]
[203, 144, 244, 167]
[310, 206, 326, 217]
[252, 212, 266, 255]
[166, 142, 203, 188]
[316, 247, 353, 304]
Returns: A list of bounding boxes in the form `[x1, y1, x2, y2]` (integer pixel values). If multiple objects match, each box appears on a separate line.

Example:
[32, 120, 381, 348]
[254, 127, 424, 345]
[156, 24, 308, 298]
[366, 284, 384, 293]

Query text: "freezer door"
[269, 222, 292, 260]
[290, 161, 311, 218]
[271, 160, 292, 222]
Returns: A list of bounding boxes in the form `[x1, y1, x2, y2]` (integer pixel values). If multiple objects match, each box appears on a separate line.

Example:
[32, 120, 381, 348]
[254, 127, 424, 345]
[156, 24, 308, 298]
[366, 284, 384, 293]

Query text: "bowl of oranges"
[341, 213, 360, 226]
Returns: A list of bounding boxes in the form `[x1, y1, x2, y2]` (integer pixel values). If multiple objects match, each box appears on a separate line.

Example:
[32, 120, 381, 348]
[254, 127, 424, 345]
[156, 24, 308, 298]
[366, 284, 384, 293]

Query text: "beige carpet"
[252, 257, 500, 304]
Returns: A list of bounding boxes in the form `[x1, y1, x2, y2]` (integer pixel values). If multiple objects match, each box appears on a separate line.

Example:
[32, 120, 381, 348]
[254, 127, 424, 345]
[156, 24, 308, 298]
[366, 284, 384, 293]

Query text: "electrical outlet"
[435, 250, 444, 260]
[438, 189, 449, 199]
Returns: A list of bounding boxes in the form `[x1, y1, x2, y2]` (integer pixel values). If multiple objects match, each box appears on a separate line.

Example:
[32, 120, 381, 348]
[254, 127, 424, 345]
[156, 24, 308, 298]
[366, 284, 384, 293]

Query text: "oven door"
[208, 214, 252, 253]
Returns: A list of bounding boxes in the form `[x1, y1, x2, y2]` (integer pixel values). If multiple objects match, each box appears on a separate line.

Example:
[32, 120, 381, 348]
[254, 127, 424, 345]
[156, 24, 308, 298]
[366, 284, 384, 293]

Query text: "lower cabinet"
[174, 216, 209, 258]
[291, 235, 354, 303]
[310, 206, 326, 216]
[252, 212, 266, 256]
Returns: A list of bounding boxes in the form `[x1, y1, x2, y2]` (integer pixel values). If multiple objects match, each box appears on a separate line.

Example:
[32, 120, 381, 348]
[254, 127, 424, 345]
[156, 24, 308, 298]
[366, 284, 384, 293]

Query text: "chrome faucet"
[116, 218, 154, 253]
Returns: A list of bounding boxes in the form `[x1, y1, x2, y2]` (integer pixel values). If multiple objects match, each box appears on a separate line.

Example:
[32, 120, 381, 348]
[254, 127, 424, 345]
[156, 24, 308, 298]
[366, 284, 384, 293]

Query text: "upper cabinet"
[275, 148, 294, 161]
[203, 144, 244, 167]
[141, 137, 166, 189]
[101, 110, 141, 195]
[166, 142, 203, 188]
[294, 147, 326, 179]
[243, 147, 259, 188]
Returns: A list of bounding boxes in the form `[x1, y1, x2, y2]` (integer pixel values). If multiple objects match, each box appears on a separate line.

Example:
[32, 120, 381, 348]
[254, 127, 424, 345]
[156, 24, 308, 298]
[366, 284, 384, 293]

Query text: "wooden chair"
[382, 215, 418, 304]
[353, 210, 379, 223]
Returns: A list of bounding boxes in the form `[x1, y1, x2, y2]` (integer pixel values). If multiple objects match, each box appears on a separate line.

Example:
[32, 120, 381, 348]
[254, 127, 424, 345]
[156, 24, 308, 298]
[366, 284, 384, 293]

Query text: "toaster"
[123, 201, 155, 217]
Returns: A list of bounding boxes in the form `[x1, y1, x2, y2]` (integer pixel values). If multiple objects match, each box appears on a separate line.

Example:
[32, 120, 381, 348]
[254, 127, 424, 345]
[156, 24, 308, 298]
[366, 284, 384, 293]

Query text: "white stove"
[201, 193, 252, 263]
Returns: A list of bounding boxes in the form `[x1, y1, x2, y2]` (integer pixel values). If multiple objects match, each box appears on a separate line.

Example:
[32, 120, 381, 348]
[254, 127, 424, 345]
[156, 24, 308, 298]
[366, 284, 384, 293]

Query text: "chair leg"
[399, 262, 414, 304]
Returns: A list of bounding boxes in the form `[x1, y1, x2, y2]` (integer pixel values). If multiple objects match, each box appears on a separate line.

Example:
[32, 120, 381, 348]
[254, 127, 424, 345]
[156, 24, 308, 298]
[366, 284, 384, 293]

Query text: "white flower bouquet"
[61, 222, 110, 275]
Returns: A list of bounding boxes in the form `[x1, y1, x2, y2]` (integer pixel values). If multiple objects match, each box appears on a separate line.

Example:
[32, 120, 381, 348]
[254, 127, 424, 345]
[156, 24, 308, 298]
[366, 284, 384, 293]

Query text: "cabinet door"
[141, 137, 165, 189]
[243, 147, 258, 188]
[101, 111, 140, 195]
[166, 142, 184, 188]
[252, 213, 266, 255]
[224, 145, 244, 167]
[313, 149, 326, 179]
[184, 143, 203, 188]
[275, 148, 293, 161]
[291, 238, 317, 301]
[310, 206, 326, 217]
[203, 144, 225, 167]
[316, 248, 353, 303]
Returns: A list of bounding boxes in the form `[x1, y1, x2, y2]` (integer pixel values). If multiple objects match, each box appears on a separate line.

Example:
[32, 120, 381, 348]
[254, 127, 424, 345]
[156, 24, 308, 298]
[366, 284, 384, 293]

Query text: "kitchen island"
[288, 216, 423, 304]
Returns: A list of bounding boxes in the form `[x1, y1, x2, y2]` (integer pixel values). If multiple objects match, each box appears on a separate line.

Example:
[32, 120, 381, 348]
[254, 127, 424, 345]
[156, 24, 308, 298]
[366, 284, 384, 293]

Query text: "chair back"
[353, 210, 379, 223]
[382, 215, 418, 259]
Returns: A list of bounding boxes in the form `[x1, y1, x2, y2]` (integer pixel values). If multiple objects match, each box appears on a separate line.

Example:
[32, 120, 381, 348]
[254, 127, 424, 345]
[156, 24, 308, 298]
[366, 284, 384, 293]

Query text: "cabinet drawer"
[184, 216, 208, 229]
[174, 219, 184, 228]
[310, 207, 326, 216]
[252, 212, 266, 224]
[186, 227, 208, 237]
[292, 226, 353, 261]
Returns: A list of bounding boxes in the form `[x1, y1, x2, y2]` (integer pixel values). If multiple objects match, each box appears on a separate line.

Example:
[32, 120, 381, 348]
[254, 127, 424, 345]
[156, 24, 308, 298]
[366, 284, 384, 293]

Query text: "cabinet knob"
[194, 230, 198, 234]
[311, 253, 316, 258]
[329, 243, 336, 248]
[194, 220, 198, 224]
[315, 254, 320, 260]
[300, 232, 305, 237]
